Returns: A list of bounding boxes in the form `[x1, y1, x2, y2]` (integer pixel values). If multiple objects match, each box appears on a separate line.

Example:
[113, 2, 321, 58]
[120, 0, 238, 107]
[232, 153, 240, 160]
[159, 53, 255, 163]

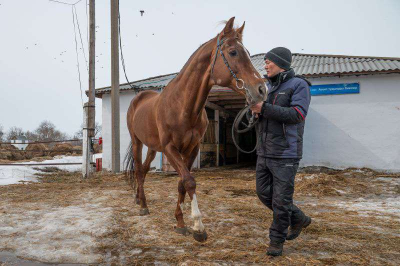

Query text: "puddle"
[0, 251, 84, 266]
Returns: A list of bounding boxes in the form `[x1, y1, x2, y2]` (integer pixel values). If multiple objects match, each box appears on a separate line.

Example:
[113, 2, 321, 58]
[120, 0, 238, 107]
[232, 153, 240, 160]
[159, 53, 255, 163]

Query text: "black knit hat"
[264, 47, 292, 70]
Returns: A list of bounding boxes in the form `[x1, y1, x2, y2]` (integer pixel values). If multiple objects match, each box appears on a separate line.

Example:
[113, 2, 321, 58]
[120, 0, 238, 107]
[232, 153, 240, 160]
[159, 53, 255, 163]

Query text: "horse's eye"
[229, 50, 238, 57]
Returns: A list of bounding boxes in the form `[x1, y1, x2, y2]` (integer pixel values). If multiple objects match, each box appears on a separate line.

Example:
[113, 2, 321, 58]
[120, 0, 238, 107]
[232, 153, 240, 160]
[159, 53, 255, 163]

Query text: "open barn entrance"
[161, 86, 258, 171]
[200, 86, 257, 167]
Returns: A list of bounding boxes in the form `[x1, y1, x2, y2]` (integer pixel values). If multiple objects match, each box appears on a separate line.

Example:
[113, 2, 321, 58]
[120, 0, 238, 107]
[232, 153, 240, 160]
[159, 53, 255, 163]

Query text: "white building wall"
[302, 73, 400, 172]
[102, 73, 400, 172]
[10, 140, 29, 150]
[102, 91, 162, 171]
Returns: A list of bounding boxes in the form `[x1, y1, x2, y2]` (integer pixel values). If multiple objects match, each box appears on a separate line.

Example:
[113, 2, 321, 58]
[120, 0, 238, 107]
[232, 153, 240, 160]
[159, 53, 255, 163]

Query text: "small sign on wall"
[310, 83, 360, 96]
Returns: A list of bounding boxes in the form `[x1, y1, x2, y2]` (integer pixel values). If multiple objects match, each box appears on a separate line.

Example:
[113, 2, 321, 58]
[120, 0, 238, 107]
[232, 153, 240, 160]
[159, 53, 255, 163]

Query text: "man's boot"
[286, 216, 311, 241]
[266, 241, 284, 256]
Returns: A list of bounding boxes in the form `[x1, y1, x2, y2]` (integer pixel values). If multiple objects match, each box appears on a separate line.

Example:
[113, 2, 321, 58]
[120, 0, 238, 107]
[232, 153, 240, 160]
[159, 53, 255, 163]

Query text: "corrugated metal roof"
[96, 53, 400, 96]
[95, 72, 178, 95]
[251, 53, 400, 77]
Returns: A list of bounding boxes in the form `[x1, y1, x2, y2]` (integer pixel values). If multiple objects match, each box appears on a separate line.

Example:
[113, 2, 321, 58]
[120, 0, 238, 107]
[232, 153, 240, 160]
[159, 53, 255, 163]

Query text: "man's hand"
[250, 102, 263, 116]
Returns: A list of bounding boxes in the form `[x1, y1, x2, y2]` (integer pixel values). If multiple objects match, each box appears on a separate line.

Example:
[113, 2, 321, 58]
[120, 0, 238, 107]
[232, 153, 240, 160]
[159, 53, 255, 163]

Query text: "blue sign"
[310, 83, 360, 96]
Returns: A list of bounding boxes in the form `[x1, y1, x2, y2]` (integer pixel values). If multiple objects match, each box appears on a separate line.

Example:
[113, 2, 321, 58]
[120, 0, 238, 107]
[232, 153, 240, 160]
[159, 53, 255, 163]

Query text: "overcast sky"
[1, 0, 399, 136]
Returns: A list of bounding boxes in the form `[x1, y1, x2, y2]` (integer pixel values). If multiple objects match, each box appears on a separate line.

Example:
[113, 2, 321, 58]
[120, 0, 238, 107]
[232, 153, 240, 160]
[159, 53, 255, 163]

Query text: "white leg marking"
[191, 194, 205, 232]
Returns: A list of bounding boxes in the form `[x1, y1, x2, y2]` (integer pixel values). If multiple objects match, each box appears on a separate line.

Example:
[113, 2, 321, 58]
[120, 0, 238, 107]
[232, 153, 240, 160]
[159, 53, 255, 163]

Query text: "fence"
[0, 138, 100, 166]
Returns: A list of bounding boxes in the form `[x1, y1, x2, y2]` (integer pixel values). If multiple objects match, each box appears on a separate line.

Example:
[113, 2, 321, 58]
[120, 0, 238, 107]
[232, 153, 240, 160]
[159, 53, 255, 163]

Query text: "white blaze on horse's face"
[191, 194, 205, 232]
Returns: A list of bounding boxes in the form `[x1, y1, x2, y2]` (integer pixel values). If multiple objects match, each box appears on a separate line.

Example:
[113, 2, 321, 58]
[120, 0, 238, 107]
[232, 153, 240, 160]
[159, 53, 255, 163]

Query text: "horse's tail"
[123, 141, 136, 189]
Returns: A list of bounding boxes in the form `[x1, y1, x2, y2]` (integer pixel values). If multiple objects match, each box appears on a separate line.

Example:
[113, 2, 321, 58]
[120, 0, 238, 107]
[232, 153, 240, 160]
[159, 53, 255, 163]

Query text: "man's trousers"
[256, 156, 306, 243]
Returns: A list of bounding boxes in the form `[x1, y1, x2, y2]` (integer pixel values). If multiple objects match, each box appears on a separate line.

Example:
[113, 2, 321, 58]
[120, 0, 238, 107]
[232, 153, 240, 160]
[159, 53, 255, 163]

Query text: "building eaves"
[95, 53, 400, 96]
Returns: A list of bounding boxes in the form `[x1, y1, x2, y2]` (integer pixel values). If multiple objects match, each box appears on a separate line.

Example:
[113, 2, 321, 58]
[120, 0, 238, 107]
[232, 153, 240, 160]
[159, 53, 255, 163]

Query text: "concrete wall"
[302, 73, 400, 172]
[102, 91, 162, 171]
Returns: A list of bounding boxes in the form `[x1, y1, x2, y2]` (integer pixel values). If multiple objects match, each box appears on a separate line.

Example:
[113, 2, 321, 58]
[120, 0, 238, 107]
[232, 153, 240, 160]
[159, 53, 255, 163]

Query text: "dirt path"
[0, 167, 399, 265]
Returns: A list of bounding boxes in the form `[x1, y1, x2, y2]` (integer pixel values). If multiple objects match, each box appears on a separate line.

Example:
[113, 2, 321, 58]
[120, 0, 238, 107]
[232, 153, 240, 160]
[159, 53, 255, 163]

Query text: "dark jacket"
[257, 69, 311, 159]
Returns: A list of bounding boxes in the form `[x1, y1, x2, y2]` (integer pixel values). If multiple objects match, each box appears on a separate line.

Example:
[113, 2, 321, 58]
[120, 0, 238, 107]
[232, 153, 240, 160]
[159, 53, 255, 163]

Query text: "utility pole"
[88, 0, 96, 139]
[83, 0, 96, 178]
[111, 0, 120, 172]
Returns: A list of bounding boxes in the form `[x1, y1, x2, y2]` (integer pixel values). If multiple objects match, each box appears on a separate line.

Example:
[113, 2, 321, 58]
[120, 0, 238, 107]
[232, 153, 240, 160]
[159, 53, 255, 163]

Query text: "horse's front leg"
[164, 144, 207, 242]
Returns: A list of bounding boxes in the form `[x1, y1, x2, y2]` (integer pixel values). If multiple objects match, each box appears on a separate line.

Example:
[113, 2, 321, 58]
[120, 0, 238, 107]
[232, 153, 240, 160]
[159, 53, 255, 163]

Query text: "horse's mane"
[177, 39, 214, 75]
[173, 22, 242, 81]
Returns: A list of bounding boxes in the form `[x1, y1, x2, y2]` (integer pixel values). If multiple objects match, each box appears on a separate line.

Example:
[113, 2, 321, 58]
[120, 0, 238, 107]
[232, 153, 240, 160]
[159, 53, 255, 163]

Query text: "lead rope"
[232, 105, 260, 154]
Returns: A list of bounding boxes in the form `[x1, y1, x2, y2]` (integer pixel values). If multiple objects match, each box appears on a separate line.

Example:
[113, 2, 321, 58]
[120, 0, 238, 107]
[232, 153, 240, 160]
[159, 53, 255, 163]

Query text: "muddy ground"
[0, 166, 399, 265]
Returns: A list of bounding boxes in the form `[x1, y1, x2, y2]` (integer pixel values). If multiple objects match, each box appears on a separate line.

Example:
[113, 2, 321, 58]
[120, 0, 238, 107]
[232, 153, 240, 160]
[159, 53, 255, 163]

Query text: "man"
[250, 47, 312, 256]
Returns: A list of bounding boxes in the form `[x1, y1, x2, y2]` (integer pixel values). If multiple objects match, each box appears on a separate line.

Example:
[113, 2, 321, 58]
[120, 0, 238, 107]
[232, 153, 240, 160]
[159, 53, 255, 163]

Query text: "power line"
[49, 0, 83, 6]
[72, 6, 84, 107]
[73, 5, 89, 72]
[118, 10, 140, 91]
[85, 0, 89, 47]
[50, 0, 86, 106]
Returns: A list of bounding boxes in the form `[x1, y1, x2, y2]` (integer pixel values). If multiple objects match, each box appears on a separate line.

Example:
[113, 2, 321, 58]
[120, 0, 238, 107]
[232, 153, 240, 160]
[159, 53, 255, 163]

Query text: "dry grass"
[0, 166, 399, 265]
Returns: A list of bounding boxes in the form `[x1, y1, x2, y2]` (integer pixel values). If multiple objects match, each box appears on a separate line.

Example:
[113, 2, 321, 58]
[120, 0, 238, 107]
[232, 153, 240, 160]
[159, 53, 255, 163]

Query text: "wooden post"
[223, 118, 227, 166]
[111, 0, 120, 173]
[215, 110, 220, 167]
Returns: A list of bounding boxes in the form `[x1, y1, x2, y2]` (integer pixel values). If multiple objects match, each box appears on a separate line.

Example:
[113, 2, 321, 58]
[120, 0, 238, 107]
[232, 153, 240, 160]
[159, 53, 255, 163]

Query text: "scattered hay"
[0, 167, 399, 265]
[296, 168, 399, 197]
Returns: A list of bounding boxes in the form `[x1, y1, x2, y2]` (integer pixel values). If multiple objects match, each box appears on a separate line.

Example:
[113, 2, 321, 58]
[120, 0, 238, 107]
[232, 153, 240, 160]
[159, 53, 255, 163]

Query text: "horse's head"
[210, 17, 267, 105]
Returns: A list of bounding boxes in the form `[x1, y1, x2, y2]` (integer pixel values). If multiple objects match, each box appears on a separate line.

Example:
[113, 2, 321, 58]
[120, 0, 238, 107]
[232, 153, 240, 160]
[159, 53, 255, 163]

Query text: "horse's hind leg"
[143, 149, 157, 175]
[131, 135, 149, 215]
[135, 149, 157, 205]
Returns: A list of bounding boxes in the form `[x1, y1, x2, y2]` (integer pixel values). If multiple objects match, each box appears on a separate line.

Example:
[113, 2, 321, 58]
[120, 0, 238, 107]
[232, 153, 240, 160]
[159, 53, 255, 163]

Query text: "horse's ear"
[237, 21, 245, 40]
[221, 17, 235, 37]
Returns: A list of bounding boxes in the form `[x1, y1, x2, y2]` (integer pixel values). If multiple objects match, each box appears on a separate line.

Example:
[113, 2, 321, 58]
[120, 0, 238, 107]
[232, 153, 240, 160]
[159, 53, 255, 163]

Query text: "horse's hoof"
[174, 226, 191, 236]
[192, 230, 208, 242]
[139, 208, 150, 216]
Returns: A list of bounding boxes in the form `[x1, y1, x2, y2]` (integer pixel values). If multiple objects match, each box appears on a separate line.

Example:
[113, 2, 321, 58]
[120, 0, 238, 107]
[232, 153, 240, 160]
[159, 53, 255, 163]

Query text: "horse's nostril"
[258, 86, 265, 96]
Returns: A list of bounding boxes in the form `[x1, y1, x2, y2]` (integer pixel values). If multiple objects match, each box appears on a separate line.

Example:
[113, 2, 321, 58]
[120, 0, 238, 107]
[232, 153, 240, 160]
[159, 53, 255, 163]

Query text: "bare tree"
[25, 130, 39, 142]
[74, 122, 102, 139]
[35, 121, 67, 141]
[95, 123, 102, 137]
[0, 124, 4, 142]
[6, 126, 24, 141]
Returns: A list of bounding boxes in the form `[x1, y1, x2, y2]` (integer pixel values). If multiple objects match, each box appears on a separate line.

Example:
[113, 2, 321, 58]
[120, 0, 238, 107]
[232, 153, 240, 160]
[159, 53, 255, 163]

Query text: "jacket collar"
[264, 68, 295, 92]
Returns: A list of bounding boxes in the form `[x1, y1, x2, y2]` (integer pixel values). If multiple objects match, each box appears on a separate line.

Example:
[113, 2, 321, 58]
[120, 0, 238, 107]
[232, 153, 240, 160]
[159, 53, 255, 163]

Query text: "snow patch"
[0, 197, 112, 264]
[335, 197, 400, 220]
[0, 154, 102, 185]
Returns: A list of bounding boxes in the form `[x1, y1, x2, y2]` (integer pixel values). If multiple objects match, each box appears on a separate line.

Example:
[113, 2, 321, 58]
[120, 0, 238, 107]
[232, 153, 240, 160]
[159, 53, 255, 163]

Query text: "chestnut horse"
[125, 17, 267, 242]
